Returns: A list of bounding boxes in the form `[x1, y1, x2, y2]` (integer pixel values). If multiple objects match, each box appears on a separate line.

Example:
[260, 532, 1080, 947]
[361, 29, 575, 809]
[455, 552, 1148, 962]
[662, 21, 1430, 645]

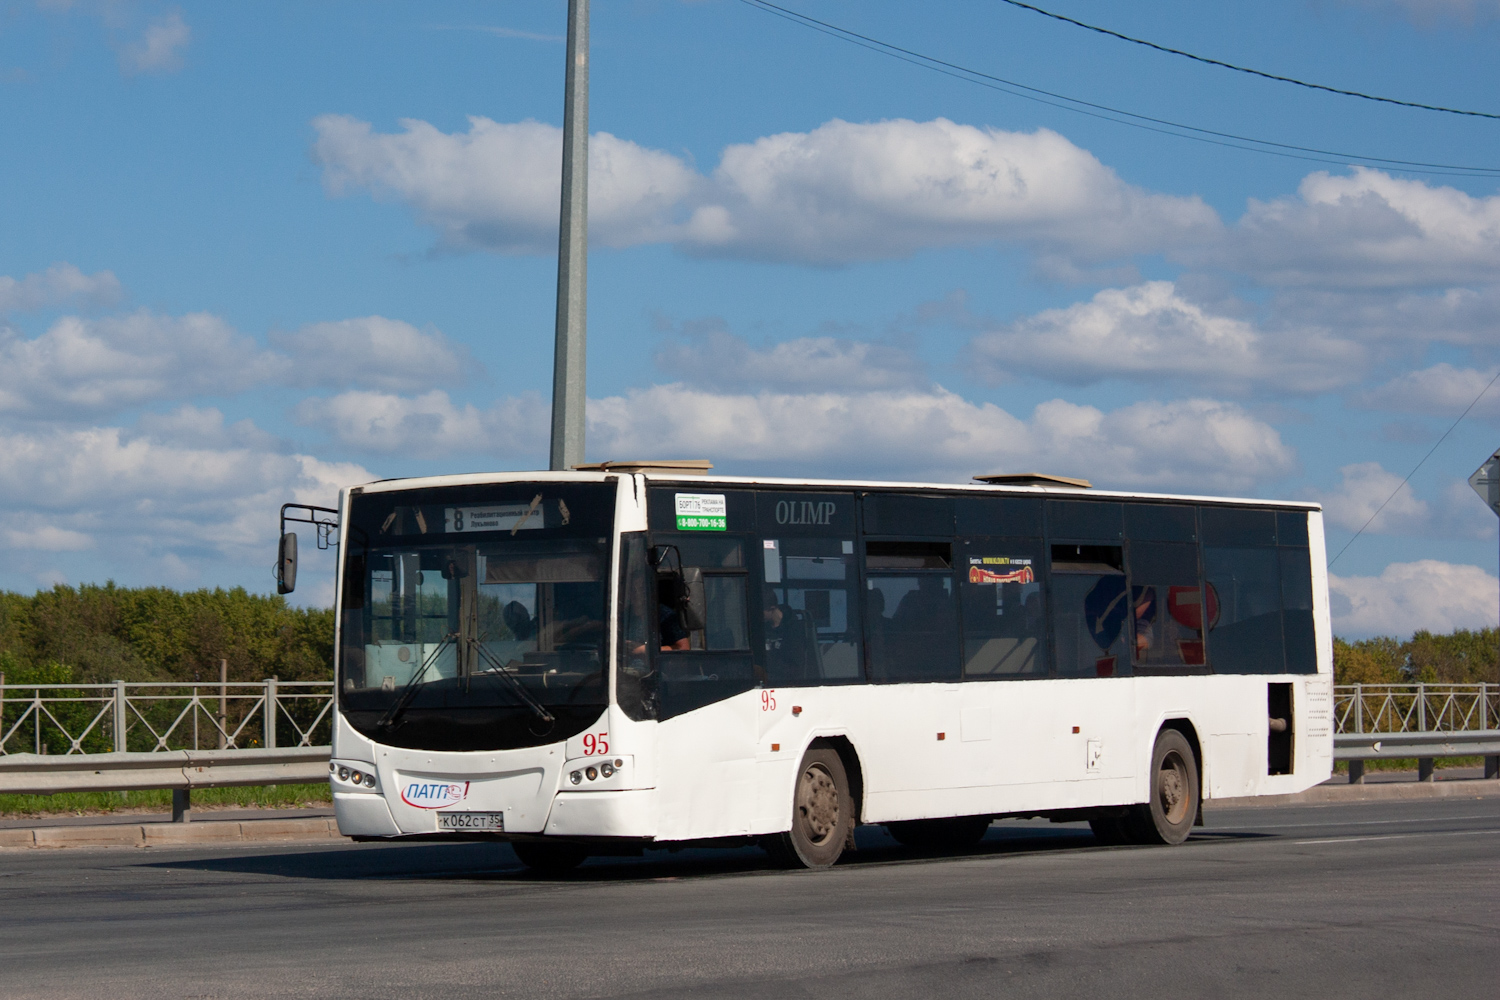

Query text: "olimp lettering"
[775, 500, 837, 526]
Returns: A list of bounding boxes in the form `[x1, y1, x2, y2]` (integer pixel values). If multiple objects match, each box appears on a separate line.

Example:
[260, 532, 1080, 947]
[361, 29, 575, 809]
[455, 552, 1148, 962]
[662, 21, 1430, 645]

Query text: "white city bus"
[300, 463, 1333, 870]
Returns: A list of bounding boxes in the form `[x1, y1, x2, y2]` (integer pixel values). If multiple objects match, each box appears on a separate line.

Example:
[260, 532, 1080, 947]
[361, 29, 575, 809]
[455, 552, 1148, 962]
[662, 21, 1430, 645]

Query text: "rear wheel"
[1126, 729, 1199, 845]
[512, 840, 589, 873]
[886, 816, 992, 852]
[765, 748, 853, 869]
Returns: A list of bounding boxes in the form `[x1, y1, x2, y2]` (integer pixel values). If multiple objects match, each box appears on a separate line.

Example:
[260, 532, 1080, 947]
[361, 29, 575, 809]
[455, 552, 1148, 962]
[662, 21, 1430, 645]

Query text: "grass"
[0, 783, 332, 818]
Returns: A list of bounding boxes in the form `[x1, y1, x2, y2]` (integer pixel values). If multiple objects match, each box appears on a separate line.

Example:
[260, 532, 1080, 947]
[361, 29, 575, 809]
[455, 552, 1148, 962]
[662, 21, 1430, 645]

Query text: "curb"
[0, 815, 345, 850]
[1208, 778, 1500, 809]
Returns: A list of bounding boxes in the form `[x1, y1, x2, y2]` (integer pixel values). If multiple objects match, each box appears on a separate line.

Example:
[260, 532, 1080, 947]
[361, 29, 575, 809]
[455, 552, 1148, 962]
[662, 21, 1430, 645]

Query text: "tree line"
[0, 582, 1494, 687]
[0, 583, 333, 686]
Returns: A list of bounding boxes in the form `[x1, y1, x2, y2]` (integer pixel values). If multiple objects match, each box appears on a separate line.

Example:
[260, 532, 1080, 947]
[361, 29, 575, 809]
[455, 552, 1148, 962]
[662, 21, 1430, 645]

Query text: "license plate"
[437, 811, 504, 832]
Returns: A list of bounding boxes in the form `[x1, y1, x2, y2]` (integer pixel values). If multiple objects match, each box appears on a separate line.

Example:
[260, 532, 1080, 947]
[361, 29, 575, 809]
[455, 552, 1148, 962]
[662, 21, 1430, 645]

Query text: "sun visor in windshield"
[483, 553, 600, 584]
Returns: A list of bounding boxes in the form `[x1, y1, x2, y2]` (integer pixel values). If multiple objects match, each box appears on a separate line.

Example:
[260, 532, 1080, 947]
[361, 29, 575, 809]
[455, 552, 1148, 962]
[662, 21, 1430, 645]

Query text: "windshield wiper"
[375, 632, 458, 732]
[470, 640, 556, 724]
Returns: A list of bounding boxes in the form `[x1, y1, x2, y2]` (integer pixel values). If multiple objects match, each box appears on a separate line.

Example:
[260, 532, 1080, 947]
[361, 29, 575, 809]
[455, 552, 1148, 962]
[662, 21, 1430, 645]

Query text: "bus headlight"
[569, 770, 582, 785]
[600, 761, 615, 778]
[331, 760, 379, 792]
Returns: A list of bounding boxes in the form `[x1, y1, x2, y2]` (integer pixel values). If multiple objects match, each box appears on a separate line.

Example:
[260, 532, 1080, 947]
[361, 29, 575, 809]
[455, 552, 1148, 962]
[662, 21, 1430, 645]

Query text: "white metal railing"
[0, 679, 334, 756]
[1334, 683, 1498, 735]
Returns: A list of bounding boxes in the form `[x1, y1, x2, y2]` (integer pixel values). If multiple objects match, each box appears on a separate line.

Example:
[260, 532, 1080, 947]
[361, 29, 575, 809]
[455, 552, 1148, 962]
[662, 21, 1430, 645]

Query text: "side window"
[864, 541, 961, 683]
[1127, 541, 1207, 670]
[650, 534, 755, 720]
[659, 535, 749, 652]
[959, 537, 1046, 678]
[755, 491, 860, 686]
[1200, 506, 1286, 674]
[761, 537, 862, 684]
[1049, 544, 1131, 677]
[1280, 545, 1317, 674]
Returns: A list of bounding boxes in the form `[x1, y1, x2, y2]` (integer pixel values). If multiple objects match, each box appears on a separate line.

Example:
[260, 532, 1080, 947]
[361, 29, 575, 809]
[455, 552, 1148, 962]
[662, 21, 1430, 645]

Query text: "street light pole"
[550, 0, 589, 471]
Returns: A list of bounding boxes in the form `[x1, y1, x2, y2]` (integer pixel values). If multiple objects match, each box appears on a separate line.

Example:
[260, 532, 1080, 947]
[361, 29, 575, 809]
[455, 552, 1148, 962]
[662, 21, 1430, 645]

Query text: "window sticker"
[967, 556, 1035, 585]
[444, 503, 544, 533]
[675, 493, 727, 531]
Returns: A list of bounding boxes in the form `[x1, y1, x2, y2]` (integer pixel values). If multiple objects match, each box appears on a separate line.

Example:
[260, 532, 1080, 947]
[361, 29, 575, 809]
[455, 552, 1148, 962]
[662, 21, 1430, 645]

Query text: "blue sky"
[4, 0, 1500, 637]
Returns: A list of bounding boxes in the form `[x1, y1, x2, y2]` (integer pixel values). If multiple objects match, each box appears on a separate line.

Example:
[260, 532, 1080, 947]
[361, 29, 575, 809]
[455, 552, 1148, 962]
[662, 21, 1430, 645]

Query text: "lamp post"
[549, 0, 589, 471]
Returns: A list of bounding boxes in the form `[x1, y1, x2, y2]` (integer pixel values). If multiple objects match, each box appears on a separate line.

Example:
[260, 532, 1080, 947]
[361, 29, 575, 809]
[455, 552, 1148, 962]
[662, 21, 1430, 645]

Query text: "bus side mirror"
[679, 566, 707, 632]
[277, 532, 298, 595]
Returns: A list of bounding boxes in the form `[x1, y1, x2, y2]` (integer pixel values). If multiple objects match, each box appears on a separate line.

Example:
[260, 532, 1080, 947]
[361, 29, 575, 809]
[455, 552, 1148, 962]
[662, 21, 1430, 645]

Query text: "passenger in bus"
[502, 601, 536, 642]
[892, 575, 950, 629]
[658, 578, 691, 652]
[763, 586, 819, 680]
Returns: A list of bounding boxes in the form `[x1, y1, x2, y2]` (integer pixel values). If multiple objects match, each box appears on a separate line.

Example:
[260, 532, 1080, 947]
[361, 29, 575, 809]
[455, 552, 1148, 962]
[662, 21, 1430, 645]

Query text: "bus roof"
[351, 469, 1321, 511]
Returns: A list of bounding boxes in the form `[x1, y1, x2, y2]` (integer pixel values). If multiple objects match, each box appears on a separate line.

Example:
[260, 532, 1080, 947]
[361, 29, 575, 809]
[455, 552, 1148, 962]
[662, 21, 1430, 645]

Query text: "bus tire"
[886, 816, 992, 852]
[767, 748, 853, 869]
[512, 840, 589, 873]
[1128, 729, 1199, 846]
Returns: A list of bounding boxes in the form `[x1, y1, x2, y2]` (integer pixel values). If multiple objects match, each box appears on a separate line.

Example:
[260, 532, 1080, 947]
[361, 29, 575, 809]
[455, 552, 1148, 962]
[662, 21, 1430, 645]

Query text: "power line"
[1328, 368, 1500, 568]
[995, 0, 1500, 121]
[737, 0, 1500, 177]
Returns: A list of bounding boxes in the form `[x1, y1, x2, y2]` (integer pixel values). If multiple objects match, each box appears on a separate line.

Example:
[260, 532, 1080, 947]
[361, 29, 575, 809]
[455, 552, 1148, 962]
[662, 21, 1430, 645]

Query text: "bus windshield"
[338, 482, 615, 751]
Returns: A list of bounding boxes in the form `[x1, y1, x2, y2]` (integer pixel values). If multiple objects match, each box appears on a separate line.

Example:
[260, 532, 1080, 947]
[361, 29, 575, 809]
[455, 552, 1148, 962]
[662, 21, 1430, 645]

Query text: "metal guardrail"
[0, 747, 332, 795]
[0, 679, 334, 756]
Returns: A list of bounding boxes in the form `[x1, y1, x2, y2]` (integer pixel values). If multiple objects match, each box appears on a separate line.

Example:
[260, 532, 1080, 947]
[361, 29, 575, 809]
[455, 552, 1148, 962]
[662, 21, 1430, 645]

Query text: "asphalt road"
[1, 796, 1496, 999]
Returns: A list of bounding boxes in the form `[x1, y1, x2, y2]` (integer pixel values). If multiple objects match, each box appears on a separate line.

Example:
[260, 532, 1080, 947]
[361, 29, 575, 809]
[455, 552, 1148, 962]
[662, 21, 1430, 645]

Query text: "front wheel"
[765, 748, 854, 869]
[1126, 729, 1199, 845]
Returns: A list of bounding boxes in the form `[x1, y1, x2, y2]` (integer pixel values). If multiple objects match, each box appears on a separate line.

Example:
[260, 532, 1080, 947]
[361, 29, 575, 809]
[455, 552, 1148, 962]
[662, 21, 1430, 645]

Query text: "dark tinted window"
[1128, 542, 1207, 670]
[1201, 507, 1277, 547]
[762, 536, 862, 684]
[960, 539, 1045, 678]
[1203, 546, 1285, 673]
[863, 493, 955, 536]
[957, 495, 1043, 536]
[1280, 547, 1317, 674]
[1277, 510, 1310, 547]
[866, 540, 952, 570]
[1049, 543, 1131, 677]
[1124, 503, 1197, 542]
[652, 533, 755, 719]
[1047, 500, 1123, 541]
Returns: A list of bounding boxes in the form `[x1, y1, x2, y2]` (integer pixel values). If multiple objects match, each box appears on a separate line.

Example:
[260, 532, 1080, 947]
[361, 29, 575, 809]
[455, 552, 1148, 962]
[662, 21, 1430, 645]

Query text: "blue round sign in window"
[1083, 575, 1129, 651]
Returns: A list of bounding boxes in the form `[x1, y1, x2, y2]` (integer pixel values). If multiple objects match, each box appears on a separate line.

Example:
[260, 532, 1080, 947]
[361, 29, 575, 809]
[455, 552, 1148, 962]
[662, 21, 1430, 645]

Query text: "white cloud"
[312, 115, 1220, 265]
[295, 389, 548, 457]
[312, 114, 698, 253]
[271, 316, 475, 392]
[653, 325, 928, 392]
[683, 119, 1219, 265]
[1211, 169, 1500, 289]
[0, 308, 476, 419]
[1312, 462, 1432, 534]
[1311, 462, 1492, 538]
[587, 385, 1295, 492]
[1329, 560, 1499, 637]
[118, 11, 190, 75]
[0, 263, 122, 313]
[1355, 363, 1500, 419]
[4, 523, 94, 552]
[965, 281, 1361, 393]
[0, 310, 284, 419]
[0, 419, 370, 569]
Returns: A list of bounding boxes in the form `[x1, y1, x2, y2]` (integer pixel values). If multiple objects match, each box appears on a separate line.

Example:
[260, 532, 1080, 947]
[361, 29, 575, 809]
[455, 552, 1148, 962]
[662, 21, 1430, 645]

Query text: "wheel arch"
[807, 735, 865, 826]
